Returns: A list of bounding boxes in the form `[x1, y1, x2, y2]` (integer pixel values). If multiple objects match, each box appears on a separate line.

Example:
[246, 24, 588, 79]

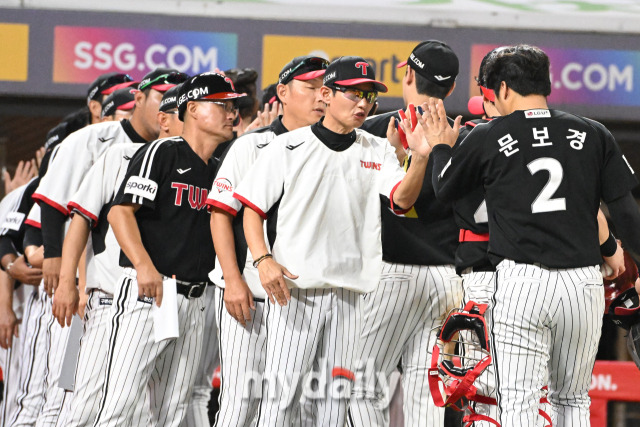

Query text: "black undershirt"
[311, 119, 356, 152]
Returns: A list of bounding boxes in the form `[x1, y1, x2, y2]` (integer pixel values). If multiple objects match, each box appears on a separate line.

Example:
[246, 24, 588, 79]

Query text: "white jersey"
[33, 120, 145, 213]
[0, 182, 31, 235]
[207, 119, 288, 299]
[25, 203, 41, 229]
[234, 124, 406, 293]
[69, 143, 145, 294]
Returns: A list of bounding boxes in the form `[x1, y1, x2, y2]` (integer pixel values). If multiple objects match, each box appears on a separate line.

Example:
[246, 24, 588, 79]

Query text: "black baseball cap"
[87, 72, 135, 104]
[278, 56, 329, 85]
[323, 56, 388, 93]
[139, 68, 190, 92]
[101, 87, 137, 117]
[177, 72, 245, 121]
[159, 84, 182, 113]
[397, 40, 459, 87]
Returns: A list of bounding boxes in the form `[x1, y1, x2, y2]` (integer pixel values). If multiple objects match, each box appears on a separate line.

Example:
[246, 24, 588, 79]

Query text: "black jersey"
[361, 109, 458, 266]
[112, 136, 217, 282]
[432, 108, 638, 268]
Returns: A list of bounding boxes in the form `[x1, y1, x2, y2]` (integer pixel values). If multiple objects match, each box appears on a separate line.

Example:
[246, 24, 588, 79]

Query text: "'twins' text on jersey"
[432, 109, 637, 268]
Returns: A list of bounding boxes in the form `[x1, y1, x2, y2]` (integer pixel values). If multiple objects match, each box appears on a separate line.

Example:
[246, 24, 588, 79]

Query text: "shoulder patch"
[124, 176, 158, 201]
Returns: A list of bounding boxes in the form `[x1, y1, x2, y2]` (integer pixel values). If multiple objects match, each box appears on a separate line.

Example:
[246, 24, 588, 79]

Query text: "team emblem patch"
[124, 176, 158, 201]
[2, 212, 25, 231]
[213, 178, 233, 193]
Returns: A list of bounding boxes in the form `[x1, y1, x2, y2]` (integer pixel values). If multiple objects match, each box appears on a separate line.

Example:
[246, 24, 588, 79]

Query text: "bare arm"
[211, 209, 254, 325]
[0, 270, 17, 349]
[108, 204, 163, 306]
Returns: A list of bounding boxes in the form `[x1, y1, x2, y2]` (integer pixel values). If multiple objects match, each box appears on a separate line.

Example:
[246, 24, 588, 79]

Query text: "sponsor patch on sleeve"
[1, 212, 25, 231]
[124, 176, 158, 201]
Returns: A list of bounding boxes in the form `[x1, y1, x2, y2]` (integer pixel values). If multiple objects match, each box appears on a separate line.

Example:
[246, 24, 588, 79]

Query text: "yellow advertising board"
[262, 35, 419, 98]
[0, 23, 29, 81]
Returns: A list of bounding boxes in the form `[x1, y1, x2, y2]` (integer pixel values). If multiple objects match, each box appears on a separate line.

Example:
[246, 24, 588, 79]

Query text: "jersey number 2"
[527, 158, 566, 213]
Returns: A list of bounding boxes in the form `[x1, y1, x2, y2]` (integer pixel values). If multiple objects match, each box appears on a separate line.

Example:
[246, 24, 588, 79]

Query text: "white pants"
[491, 260, 603, 427]
[0, 317, 22, 426]
[92, 270, 206, 427]
[349, 263, 463, 427]
[9, 286, 49, 426]
[181, 286, 220, 427]
[257, 287, 362, 427]
[212, 286, 266, 427]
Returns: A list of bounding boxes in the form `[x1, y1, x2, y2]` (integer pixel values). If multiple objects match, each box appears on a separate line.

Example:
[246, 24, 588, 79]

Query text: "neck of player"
[181, 127, 223, 163]
[321, 113, 355, 135]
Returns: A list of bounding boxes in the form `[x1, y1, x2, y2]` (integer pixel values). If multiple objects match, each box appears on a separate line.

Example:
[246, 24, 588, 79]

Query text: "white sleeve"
[68, 146, 123, 227]
[232, 140, 285, 219]
[379, 139, 406, 198]
[33, 127, 96, 214]
[25, 203, 41, 229]
[206, 137, 258, 216]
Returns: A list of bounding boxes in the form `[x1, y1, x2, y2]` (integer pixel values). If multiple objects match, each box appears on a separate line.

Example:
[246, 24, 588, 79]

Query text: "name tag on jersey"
[524, 109, 551, 119]
[125, 176, 158, 201]
[2, 212, 25, 231]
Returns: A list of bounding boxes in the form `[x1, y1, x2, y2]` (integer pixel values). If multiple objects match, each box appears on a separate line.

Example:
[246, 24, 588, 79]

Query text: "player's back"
[467, 109, 627, 268]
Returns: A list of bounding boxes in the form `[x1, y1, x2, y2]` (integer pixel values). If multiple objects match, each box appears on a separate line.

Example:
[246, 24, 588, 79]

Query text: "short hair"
[414, 71, 453, 100]
[483, 44, 551, 98]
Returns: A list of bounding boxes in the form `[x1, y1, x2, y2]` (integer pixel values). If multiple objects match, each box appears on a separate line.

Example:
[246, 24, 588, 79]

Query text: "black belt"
[175, 280, 208, 299]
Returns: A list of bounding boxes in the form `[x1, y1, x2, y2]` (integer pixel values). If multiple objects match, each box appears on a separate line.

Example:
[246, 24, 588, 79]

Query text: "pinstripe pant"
[213, 286, 267, 427]
[0, 315, 22, 426]
[348, 263, 463, 427]
[257, 287, 362, 427]
[491, 260, 603, 427]
[92, 270, 206, 427]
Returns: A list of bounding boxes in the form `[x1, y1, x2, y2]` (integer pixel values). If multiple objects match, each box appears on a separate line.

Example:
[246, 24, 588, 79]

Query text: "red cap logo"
[224, 76, 236, 90]
[355, 62, 369, 76]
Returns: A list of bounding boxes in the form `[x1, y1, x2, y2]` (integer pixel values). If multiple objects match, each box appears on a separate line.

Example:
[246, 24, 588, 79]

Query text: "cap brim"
[396, 60, 408, 69]
[102, 81, 138, 95]
[334, 78, 388, 93]
[294, 70, 326, 81]
[117, 100, 136, 111]
[468, 96, 485, 116]
[202, 92, 247, 100]
[480, 86, 496, 102]
[151, 83, 178, 92]
[268, 95, 277, 104]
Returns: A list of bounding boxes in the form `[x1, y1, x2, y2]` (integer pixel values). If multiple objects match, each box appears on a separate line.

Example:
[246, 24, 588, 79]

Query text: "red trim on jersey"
[389, 181, 410, 215]
[24, 219, 41, 229]
[32, 193, 69, 216]
[459, 229, 490, 242]
[233, 193, 267, 220]
[206, 199, 238, 217]
[68, 202, 99, 227]
[331, 367, 355, 382]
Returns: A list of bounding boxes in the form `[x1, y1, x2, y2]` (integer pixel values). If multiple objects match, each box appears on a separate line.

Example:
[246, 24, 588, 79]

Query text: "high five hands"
[397, 99, 462, 156]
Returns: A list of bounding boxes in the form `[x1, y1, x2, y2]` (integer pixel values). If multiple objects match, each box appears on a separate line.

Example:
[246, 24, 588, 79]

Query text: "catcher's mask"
[428, 301, 494, 412]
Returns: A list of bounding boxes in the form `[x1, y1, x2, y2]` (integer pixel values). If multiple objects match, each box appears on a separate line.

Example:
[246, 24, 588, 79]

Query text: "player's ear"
[186, 101, 198, 120]
[445, 81, 456, 98]
[134, 90, 146, 109]
[404, 67, 414, 85]
[276, 84, 288, 105]
[320, 86, 332, 105]
[88, 100, 102, 121]
[157, 111, 168, 133]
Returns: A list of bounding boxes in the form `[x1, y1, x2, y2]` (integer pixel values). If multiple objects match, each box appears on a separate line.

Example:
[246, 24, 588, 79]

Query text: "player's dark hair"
[414, 72, 453, 100]
[484, 44, 551, 98]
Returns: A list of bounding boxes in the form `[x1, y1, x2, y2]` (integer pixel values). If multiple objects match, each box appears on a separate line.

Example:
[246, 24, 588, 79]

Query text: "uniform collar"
[269, 116, 289, 136]
[120, 119, 147, 143]
[311, 118, 356, 152]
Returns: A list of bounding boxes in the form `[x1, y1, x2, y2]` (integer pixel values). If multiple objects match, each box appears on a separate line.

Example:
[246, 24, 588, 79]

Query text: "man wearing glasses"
[94, 73, 242, 426]
[50, 82, 186, 427]
[207, 54, 327, 427]
[234, 56, 433, 426]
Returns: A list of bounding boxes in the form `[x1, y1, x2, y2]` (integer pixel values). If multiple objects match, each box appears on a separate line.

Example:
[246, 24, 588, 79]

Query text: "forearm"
[0, 252, 17, 271]
[211, 210, 243, 282]
[243, 208, 268, 261]
[0, 238, 17, 268]
[597, 208, 610, 244]
[0, 270, 13, 310]
[107, 205, 154, 271]
[391, 154, 429, 209]
[41, 203, 67, 258]
[58, 216, 90, 285]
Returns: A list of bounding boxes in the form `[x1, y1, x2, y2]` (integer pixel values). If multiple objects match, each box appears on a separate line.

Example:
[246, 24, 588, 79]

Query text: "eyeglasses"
[279, 57, 330, 85]
[196, 100, 239, 116]
[139, 72, 189, 91]
[332, 85, 378, 104]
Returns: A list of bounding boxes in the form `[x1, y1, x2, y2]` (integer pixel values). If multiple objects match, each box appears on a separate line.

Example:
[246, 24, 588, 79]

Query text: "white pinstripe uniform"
[206, 121, 283, 427]
[26, 120, 146, 427]
[52, 142, 147, 427]
[93, 137, 215, 426]
[234, 125, 407, 426]
[0, 182, 34, 425]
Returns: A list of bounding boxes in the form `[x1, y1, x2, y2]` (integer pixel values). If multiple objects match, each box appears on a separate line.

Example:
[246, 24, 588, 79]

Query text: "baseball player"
[349, 40, 463, 427]
[94, 72, 242, 426]
[50, 81, 185, 427]
[422, 44, 640, 426]
[207, 55, 327, 427]
[25, 68, 183, 427]
[234, 56, 435, 426]
[101, 87, 137, 122]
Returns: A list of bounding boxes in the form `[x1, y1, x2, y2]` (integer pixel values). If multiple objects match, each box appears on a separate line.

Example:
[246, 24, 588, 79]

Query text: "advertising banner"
[470, 44, 639, 107]
[53, 26, 237, 83]
[0, 23, 29, 81]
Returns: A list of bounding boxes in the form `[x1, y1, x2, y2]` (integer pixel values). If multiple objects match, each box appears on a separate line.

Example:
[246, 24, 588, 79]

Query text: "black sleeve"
[23, 224, 42, 249]
[41, 202, 66, 258]
[0, 237, 17, 267]
[607, 192, 640, 269]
